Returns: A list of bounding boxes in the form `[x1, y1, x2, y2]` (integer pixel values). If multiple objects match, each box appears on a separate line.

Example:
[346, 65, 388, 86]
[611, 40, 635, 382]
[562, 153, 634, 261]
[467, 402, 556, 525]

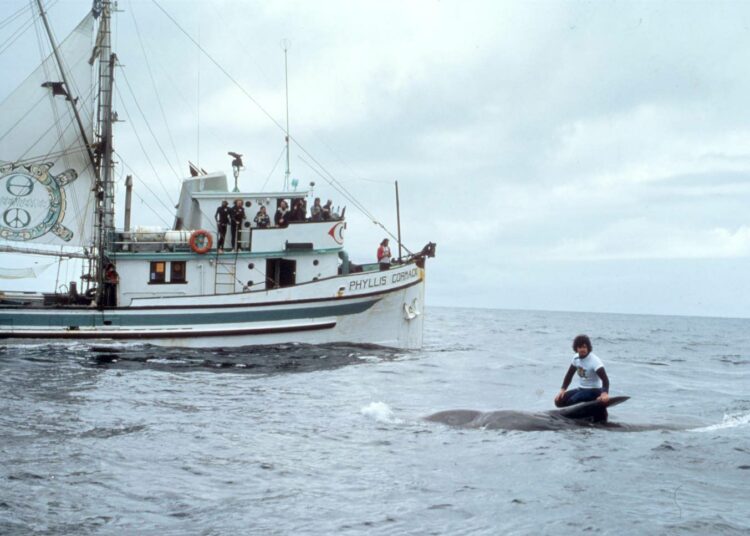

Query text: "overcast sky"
[2, 0, 750, 318]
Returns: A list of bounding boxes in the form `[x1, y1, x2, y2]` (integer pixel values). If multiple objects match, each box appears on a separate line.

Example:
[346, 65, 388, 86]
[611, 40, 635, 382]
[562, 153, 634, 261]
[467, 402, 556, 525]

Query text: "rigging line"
[303, 129, 392, 183]
[298, 154, 377, 223]
[129, 188, 171, 227]
[115, 151, 177, 217]
[0, 4, 30, 31]
[151, 0, 399, 240]
[151, 0, 286, 134]
[0, 10, 36, 55]
[117, 64, 181, 181]
[206, 2, 274, 87]
[15, 82, 98, 162]
[299, 155, 413, 254]
[292, 141, 376, 216]
[127, 0, 182, 169]
[298, 155, 363, 211]
[3, 148, 86, 169]
[260, 146, 287, 192]
[115, 86, 178, 203]
[0, 93, 48, 144]
[0, 4, 63, 106]
[18, 106, 78, 162]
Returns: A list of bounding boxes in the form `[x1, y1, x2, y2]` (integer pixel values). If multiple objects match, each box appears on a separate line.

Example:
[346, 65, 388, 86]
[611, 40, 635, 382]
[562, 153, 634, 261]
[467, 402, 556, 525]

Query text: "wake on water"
[689, 411, 750, 432]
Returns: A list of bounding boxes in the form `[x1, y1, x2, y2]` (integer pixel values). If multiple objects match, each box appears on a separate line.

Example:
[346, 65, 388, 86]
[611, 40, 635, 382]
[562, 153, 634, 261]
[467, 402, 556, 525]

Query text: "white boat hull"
[0, 264, 426, 349]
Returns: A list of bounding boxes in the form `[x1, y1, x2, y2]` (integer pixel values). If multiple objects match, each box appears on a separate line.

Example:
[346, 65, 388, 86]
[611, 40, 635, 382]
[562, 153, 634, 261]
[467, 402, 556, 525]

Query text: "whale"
[425, 396, 630, 431]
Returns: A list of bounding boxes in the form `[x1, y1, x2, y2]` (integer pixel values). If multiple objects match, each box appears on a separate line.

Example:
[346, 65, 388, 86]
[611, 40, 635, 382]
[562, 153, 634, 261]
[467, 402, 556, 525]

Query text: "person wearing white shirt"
[554, 334, 610, 407]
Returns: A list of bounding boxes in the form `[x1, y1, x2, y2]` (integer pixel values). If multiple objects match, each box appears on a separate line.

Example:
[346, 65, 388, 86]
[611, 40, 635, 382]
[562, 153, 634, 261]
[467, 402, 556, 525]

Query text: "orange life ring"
[189, 229, 213, 254]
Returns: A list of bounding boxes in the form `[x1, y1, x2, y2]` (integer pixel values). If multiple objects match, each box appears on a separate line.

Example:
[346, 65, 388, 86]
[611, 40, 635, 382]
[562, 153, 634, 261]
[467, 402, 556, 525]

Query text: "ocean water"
[1, 307, 749, 535]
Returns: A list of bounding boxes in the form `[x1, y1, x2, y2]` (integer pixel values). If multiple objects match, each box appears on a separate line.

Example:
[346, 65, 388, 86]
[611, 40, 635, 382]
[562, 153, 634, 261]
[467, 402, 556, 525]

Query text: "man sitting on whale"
[554, 334, 610, 408]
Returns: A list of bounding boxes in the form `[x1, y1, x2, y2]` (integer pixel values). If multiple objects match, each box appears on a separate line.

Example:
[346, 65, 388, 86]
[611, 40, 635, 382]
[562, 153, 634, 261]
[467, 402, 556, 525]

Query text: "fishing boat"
[0, 1, 435, 348]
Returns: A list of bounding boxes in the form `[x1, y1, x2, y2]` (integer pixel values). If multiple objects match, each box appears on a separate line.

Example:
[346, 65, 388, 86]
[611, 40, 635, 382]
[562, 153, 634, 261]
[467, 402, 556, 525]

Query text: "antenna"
[281, 38, 291, 191]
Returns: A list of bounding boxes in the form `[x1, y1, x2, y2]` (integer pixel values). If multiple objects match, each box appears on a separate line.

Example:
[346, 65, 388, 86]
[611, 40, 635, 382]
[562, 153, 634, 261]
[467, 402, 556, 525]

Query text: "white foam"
[360, 401, 401, 424]
[690, 411, 750, 432]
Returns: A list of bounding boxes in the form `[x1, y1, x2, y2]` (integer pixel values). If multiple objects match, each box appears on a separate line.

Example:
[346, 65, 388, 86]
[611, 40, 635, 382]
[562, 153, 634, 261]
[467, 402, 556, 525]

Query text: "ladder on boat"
[214, 253, 238, 294]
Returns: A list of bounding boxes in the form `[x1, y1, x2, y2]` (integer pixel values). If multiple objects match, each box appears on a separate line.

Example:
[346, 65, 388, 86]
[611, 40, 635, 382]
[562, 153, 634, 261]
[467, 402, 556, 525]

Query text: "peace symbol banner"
[0, 15, 96, 248]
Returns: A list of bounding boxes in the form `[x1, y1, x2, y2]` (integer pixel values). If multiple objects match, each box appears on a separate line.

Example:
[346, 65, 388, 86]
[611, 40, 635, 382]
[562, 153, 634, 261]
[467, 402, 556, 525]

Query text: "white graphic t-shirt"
[571, 352, 604, 389]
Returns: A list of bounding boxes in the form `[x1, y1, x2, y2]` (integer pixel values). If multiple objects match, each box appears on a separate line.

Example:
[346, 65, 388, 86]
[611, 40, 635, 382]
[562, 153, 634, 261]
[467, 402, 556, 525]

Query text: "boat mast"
[96, 0, 116, 266]
[282, 39, 291, 191]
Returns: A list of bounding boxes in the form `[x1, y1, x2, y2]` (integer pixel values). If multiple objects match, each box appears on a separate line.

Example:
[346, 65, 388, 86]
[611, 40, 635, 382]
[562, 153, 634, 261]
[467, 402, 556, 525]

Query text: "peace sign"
[3, 208, 31, 228]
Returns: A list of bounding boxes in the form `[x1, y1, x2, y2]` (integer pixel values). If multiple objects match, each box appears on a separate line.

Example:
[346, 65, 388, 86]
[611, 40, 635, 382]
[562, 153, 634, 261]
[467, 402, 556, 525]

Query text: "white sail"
[0, 13, 96, 248]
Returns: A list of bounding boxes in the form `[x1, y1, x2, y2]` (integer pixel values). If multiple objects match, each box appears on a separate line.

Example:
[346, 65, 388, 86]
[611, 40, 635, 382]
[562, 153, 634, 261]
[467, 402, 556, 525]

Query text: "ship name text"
[348, 267, 419, 291]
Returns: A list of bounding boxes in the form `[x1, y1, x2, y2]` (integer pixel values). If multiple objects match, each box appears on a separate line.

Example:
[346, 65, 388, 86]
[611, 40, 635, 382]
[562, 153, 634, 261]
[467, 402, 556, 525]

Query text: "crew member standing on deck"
[377, 238, 391, 271]
[215, 200, 230, 252]
[554, 334, 610, 407]
[321, 199, 332, 221]
[275, 200, 289, 228]
[254, 205, 270, 228]
[310, 197, 323, 221]
[103, 263, 119, 306]
[229, 198, 245, 251]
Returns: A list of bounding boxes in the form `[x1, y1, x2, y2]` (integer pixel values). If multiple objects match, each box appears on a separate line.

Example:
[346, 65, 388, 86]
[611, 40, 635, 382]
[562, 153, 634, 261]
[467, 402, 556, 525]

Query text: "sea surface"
[1, 307, 749, 535]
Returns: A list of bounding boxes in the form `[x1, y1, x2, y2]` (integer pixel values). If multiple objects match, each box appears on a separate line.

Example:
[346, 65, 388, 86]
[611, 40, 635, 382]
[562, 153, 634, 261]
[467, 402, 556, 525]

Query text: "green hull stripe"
[0, 300, 377, 328]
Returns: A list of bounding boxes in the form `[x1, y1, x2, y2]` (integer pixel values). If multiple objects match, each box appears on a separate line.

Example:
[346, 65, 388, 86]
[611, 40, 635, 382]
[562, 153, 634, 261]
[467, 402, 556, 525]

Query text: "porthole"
[248, 263, 254, 270]
[245, 200, 252, 207]
[247, 280, 253, 287]
[313, 259, 319, 266]
[244, 221, 251, 228]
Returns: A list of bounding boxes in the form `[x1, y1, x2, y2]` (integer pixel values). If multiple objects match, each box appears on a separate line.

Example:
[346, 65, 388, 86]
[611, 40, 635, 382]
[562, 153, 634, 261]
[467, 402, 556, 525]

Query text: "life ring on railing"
[189, 229, 213, 254]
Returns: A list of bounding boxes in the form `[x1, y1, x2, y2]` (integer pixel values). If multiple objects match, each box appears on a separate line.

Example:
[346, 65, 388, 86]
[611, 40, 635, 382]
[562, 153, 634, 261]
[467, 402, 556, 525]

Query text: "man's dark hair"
[572, 334, 592, 352]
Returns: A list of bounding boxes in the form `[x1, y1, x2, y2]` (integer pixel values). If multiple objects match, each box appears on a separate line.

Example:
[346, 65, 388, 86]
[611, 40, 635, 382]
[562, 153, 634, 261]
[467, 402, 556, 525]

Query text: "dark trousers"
[556, 388, 602, 407]
[231, 222, 241, 250]
[217, 223, 227, 250]
[103, 283, 117, 306]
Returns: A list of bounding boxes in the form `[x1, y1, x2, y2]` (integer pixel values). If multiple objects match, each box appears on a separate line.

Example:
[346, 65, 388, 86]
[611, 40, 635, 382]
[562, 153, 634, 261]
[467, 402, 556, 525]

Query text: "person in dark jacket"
[254, 205, 270, 228]
[321, 199, 332, 220]
[289, 199, 305, 222]
[215, 200, 230, 252]
[229, 198, 245, 251]
[274, 200, 289, 227]
[310, 198, 322, 221]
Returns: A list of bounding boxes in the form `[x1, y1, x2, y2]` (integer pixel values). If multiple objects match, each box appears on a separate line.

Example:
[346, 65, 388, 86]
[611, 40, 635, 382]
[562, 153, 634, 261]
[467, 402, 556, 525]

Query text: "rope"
[150, 0, 411, 254]
[115, 82, 178, 204]
[127, 0, 183, 172]
[114, 151, 177, 224]
[0, 8, 35, 55]
[117, 64, 182, 182]
[0, 3, 30, 31]
[260, 146, 287, 192]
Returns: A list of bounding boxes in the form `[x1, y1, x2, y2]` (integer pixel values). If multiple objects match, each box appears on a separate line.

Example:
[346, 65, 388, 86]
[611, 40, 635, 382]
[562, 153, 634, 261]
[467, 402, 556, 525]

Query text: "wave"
[361, 401, 402, 424]
[690, 411, 750, 432]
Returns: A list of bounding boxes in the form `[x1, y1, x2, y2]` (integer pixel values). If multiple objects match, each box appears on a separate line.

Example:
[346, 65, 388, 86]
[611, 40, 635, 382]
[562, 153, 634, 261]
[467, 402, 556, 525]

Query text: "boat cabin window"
[171, 261, 186, 283]
[266, 258, 296, 289]
[149, 261, 187, 284]
[150, 262, 166, 283]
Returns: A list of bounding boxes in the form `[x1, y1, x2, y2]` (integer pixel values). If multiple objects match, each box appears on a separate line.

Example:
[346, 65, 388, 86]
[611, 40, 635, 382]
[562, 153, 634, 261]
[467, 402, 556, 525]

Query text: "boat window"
[150, 261, 166, 283]
[171, 261, 186, 283]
